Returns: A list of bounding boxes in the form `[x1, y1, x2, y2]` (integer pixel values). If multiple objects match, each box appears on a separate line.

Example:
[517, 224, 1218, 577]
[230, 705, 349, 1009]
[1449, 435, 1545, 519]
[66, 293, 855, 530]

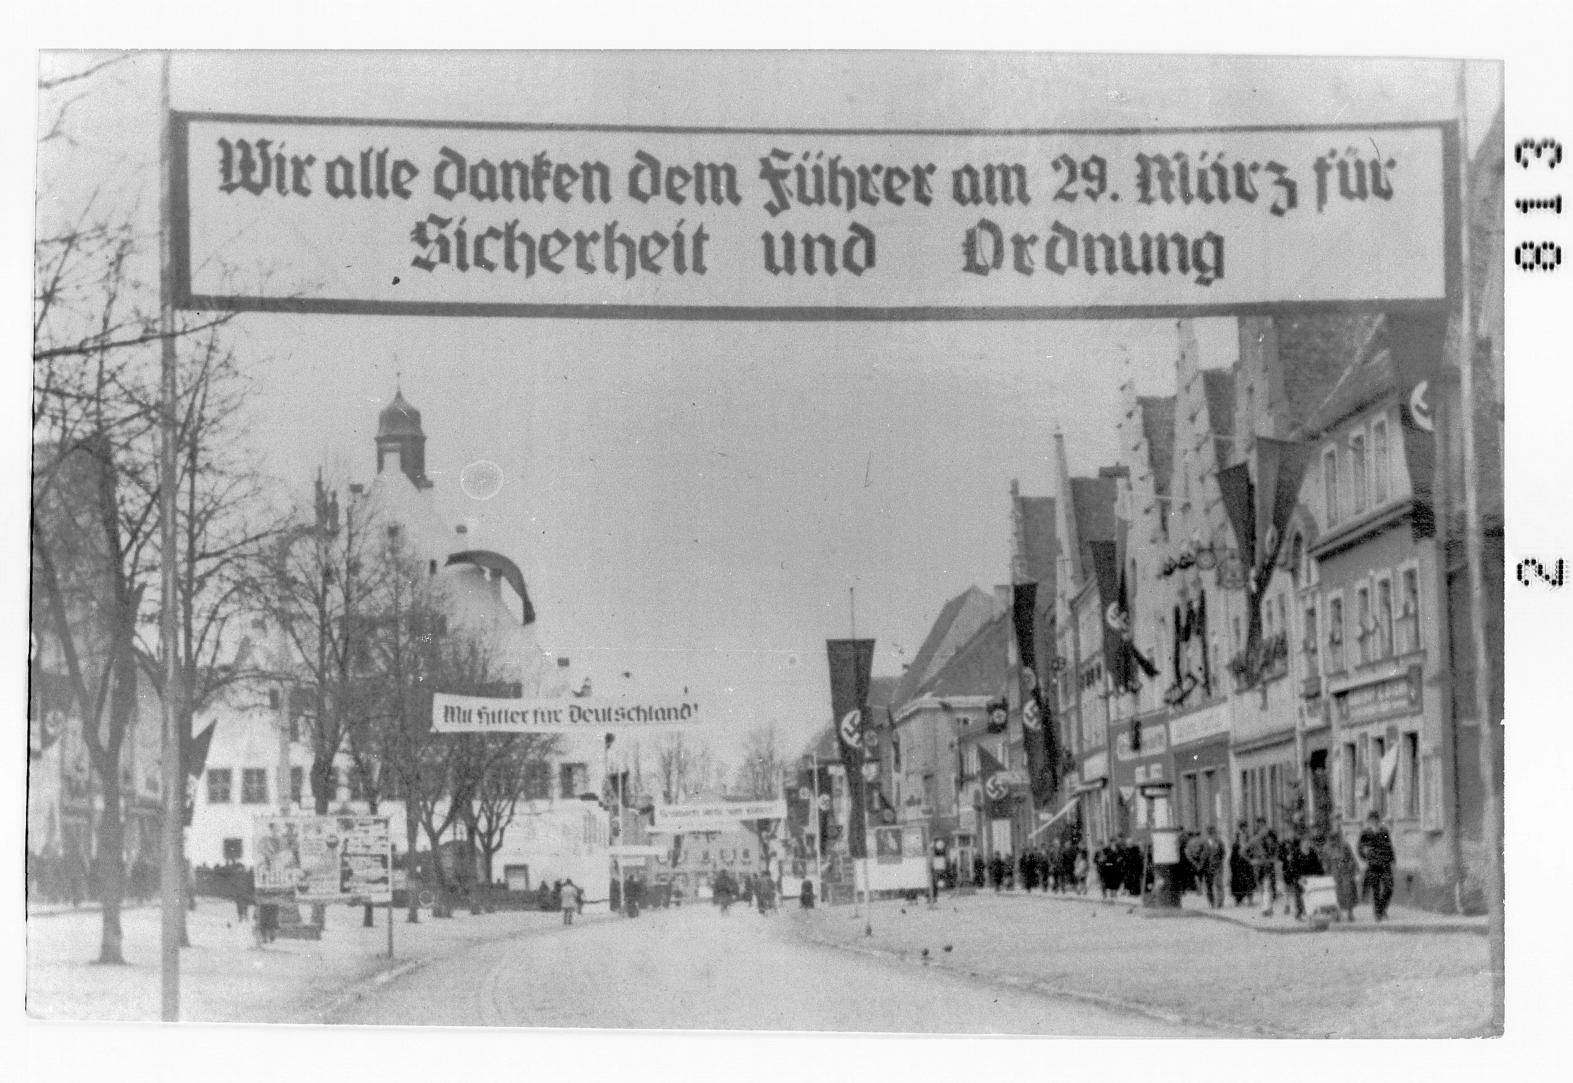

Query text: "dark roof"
[917, 613, 1009, 699]
[868, 675, 900, 710]
[1138, 396, 1176, 498]
[378, 389, 424, 439]
[1201, 369, 1237, 438]
[1069, 476, 1116, 571]
[893, 586, 993, 706]
[1273, 313, 1382, 433]
[1017, 496, 1058, 585]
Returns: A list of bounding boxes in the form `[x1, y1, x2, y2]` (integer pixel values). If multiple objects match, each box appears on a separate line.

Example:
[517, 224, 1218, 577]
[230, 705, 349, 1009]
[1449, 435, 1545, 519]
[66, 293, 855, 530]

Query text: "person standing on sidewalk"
[1280, 834, 1317, 921]
[1250, 818, 1280, 914]
[1198, 825, 1226, 908]
[560, 878, 581, 926]
[1357, 811, 1396, 922]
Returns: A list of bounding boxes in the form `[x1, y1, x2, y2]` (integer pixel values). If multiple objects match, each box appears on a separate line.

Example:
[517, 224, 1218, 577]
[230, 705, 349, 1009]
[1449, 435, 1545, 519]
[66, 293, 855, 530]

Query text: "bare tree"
[463, 734, 559, 885]
[31, 53, 247, 963]
[267, 478, 387, 925]
[733, 723, 787, 877]
[656, 733, 714, 805]
[733, 721, 785, 800]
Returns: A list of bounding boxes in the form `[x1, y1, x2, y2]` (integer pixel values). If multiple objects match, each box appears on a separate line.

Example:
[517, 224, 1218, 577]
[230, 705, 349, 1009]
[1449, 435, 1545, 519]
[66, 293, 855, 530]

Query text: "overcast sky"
[33, 51, 1501, 765]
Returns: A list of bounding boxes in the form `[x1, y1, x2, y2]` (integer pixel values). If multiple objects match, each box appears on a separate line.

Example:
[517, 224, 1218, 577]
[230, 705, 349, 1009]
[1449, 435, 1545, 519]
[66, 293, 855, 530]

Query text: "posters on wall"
[253, 815, 393, 904]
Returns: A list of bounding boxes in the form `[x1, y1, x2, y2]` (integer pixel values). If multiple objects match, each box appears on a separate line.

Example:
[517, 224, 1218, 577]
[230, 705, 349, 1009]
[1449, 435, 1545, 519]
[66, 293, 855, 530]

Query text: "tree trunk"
[91, 754, 126, 965]
[405, 803, 421, 923]
[310, 755, 333, 927]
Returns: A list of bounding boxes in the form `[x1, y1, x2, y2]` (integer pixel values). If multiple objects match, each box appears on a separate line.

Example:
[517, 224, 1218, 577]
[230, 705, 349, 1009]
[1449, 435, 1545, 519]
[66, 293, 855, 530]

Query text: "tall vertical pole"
[157, 51, 182, 1023]
[1455, 62, 1503, 1031]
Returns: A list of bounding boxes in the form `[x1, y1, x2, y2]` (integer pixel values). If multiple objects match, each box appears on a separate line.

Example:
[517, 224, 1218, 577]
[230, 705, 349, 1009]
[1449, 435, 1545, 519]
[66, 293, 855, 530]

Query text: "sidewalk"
[985, 882, 1487, 935]
[26, 896, 611, 1023]
[792, 889, 1492, 1037]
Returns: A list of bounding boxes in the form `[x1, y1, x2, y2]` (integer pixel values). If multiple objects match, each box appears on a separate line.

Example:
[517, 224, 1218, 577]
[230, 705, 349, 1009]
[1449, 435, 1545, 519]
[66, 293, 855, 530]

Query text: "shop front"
[1167, 698, 1232, 834]
[1109, 715, 1172, 844]
[1078, 749, 1110, 846]
[1232, 729, 1298, 836]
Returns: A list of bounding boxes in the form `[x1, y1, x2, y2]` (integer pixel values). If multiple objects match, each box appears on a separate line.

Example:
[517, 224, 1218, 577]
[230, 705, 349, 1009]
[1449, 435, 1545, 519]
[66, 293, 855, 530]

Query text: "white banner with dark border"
[431, 691, 704, 733]
[650, 800, 787, 832]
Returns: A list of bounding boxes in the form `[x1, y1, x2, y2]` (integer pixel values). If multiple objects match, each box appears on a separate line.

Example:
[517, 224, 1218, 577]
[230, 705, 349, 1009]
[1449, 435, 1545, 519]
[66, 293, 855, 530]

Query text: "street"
[326, 901, 1212, 1035]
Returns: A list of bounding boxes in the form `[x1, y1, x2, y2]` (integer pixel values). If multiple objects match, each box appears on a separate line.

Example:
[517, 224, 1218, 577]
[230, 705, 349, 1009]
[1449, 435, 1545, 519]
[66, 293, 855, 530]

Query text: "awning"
[1027, 796, 1081, 841]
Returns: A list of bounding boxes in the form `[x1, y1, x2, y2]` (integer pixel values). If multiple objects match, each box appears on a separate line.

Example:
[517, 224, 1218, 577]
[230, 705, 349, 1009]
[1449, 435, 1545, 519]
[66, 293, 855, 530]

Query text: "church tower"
[376, 387, 431, 489]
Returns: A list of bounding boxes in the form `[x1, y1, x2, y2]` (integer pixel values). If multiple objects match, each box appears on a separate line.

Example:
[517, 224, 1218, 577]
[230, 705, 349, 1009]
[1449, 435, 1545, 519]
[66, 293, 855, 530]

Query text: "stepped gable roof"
[1016, 496, 1058, 586]
[1200, 369, 1237, 438]
[893, 586, 994, 706]
[917, 612, 1009, 699]
[1138, 396, 1177, 498]
[1069, 475, 1117, 571]
[378, 389, 424, 439]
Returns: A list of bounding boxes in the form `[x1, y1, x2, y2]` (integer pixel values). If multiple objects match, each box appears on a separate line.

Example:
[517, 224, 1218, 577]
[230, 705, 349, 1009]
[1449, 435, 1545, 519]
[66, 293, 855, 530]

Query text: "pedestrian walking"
[989, 852, 1005, 892]
[1280, 834, 1317, 920]
[1250, 818, 1280, 914]
[1198, 825, 1226, 908]
[756, 872, 776, 915]
[560, 878, 581, 926]
[1328, 830, 1361, 922]
[1073, 848, 1089, 894]
[235, 864, 254, 922]
[1358, 810, 1396, 922]
[1228, 822, 1256, 905]
[800, 878, 815, 909]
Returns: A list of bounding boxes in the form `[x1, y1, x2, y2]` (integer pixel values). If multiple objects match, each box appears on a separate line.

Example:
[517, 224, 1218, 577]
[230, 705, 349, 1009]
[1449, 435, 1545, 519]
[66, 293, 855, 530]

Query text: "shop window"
[1326, 595, 1345, 673]
[290, 766, 304, 805]
[222, 838, 243, 862]
[241, 768, 268, 804]
[522, 760, 552, 800]
[1370, 736, 1387, 818]
[1355, 736, 1370, 813]
[1376, 575, 1395, 659]
[1397, 567, 1421, 654]
[1372, 418, 1390, 503]
[1323, 447, 1340, 526]
[560, 762, 587, 799]
[1349, 431, 1368, 514]
[1355, 585, 1373, 666]
[1403, 732, 1420, 819]
[207, 768, 232, 804]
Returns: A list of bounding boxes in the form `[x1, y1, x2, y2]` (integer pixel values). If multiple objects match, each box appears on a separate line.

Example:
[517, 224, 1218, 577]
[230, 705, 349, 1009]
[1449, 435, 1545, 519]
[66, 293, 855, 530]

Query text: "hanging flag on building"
[1087, 539, 1156, 695]
[1217, 438, 1314, 683]
[1011, 581, 1058, 806]
[826, 638, 875, 859]
[1386, 310, 1452, 540]
[979, 744, 1013, 820]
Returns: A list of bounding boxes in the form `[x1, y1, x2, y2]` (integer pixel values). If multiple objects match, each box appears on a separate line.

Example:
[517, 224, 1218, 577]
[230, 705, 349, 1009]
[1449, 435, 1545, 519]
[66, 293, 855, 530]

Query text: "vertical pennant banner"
[1011, 582, 1057, 807]
[1087, 540, 1130, 692]
[826, 638, 875, 859]
[1387, 311, 1450, 540]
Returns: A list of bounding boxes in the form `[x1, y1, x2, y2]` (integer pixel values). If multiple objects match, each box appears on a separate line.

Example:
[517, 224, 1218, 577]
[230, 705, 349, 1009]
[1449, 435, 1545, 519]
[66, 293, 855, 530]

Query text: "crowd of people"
[955, 809, 1399, 924]
[26, 850, 162, 908]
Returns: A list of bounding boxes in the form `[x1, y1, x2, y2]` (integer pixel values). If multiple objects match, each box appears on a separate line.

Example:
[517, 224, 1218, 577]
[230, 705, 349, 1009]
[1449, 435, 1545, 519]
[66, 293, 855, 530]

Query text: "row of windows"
[205, 761, 573, 805]
[1337, 730, 1431, 824]
[1323, 414, 1393, 529]
[1302, 564, 1423, 675]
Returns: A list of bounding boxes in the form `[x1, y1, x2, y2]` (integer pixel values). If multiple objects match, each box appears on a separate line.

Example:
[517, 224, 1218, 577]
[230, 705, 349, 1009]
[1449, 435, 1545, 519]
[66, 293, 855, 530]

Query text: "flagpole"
[1454, 61, 1503, 1031]
[157, 49, 183, 1023]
